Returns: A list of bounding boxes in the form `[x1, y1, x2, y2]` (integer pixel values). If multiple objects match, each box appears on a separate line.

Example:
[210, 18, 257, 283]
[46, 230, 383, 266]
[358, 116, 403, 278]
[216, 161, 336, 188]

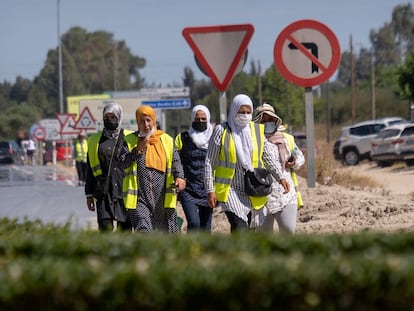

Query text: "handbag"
[244, 168, 273, 197]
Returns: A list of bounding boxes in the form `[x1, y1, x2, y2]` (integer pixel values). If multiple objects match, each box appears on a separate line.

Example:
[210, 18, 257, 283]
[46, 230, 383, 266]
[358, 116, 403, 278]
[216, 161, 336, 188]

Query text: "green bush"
[0, 218, 413, 310]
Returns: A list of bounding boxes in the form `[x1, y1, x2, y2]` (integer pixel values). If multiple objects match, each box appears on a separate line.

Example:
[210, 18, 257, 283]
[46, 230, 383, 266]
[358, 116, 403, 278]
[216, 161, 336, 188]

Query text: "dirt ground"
[178, 162, 414, 234]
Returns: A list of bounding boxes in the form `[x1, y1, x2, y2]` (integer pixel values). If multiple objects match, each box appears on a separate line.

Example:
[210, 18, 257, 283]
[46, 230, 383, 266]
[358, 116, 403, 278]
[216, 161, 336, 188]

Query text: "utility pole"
[57, 0, 64, 113]
[257, 60, 262, 104]
[113, 41, 119, 91]
[326, 80, 331, 143]
[371, 46, 376, 120]
[350, 34, 355, 123]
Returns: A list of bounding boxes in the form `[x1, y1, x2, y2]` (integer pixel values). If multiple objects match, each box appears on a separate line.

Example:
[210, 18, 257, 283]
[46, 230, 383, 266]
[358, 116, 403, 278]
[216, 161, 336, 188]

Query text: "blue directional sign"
[142, 98, 191, 109]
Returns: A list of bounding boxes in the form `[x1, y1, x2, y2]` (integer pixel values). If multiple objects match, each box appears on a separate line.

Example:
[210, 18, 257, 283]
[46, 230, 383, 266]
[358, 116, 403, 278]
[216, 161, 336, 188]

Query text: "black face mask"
[192, 121, 208, 132]
[104, 119, 118, 131]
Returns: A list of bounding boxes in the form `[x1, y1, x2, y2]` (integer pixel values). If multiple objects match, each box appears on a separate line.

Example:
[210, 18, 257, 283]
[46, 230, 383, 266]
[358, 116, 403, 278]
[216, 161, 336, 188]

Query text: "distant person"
[120, 105, 186, 233]
[252, 103, 305, 234]
[175, 105, 213, 232]
[74, 131, 88, 186]
[204, 94, 289, 232]
[26, 138, 36, 165]
[85, 103, 132, 232]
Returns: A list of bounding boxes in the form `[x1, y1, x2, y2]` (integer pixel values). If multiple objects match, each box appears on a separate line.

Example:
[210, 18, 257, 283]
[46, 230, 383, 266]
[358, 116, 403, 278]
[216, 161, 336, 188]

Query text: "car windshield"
[376, 129, 400, 139]
[402, 126, 414, 136]
[388, 119, 405, 126]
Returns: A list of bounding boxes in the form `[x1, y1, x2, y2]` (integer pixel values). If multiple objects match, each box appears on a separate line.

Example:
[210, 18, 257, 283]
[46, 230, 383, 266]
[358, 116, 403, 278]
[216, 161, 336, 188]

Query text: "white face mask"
[234, 113, 252, 127]
[137, 127, 155, 138]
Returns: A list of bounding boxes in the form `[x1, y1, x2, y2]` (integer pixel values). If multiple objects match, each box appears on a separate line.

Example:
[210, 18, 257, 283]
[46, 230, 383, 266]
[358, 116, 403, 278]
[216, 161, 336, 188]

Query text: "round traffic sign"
[274, 19, 341, 87]
[33, 126, 46, 141]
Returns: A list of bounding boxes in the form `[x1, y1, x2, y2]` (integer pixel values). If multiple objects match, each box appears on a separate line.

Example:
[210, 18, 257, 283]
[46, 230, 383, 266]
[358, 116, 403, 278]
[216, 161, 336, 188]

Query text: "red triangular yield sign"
[75, 107, 97, 130]
[60, 114, 79, 135]
[182, 24, 254, 92]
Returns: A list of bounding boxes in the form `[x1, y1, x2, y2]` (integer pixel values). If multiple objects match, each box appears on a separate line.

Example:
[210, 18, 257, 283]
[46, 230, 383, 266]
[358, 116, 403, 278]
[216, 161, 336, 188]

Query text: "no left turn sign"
[274, 19, 341, 87]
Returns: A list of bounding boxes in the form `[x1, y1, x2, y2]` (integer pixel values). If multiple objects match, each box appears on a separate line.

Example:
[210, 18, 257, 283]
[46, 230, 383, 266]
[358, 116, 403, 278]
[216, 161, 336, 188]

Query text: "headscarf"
[227, 94, 254, 171]
[188, 104, 213, 149]
[102, 102, 123, 138]
[135, 105, 166, 172]
[253, 103, 288, 169]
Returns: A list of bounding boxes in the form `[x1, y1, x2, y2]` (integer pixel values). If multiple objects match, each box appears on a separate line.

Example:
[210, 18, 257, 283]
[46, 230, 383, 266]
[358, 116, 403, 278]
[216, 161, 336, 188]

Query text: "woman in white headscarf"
[175, 105, 214, 232]
[204, 94, 289, 232]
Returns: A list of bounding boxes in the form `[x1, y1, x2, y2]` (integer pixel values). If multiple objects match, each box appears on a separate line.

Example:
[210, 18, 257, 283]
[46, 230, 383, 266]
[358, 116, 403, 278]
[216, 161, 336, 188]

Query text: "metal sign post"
[219, 92, 227, 123]
[305, 87, 316, 187]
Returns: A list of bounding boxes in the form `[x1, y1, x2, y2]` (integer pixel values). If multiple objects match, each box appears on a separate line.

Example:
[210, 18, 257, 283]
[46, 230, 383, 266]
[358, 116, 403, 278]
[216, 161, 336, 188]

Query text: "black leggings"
[98, 218, 132, 232]
[225, 211, 251, 233]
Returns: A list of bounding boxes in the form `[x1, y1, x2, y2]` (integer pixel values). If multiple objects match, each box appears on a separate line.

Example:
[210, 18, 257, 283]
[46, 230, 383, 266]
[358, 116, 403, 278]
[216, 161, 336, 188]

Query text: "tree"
[392, 3, 414, 61]
[0, 104, 40, 139]
[397, 51, 414, 120]
[28, 27, 147, 117]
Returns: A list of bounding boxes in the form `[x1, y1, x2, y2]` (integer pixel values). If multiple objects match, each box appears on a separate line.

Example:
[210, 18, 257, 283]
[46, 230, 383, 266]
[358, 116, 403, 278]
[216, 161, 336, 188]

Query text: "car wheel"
[376, 161, 392, 168]
[343, 150, 359, 166]
[405, 159, 414, 166]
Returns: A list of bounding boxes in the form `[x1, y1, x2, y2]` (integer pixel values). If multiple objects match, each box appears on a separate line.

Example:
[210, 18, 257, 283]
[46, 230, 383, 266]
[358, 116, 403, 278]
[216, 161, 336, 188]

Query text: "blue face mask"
[264, 122, 277, 134]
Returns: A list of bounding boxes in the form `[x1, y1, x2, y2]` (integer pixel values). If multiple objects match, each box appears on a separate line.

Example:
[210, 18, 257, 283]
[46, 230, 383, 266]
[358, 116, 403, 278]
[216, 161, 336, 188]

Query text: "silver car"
[370, 122, 414, 167]
[333, 117, 405, 166]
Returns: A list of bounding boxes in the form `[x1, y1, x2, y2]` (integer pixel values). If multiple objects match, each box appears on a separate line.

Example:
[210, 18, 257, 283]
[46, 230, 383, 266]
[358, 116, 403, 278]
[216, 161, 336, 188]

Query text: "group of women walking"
[84, 93, 304, 234]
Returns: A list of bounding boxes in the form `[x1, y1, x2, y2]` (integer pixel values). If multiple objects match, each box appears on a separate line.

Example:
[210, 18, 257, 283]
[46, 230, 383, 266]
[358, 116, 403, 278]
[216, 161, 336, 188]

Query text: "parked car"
[0, 140, 25, 165]
[333, 117, 406, 166]
[292, 132, 318, 158]
[43, 140, 72, 164]
[370, 122, 414, 167]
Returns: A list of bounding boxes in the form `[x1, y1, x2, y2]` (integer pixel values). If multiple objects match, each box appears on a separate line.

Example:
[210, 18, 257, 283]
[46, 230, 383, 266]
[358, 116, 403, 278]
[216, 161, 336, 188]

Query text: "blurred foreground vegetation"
[1, 218, 414, 310]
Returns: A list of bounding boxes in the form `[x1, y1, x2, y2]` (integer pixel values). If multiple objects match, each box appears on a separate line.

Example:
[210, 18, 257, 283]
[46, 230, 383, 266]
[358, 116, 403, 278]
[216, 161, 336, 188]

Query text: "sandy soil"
[177, 162, 414, 234]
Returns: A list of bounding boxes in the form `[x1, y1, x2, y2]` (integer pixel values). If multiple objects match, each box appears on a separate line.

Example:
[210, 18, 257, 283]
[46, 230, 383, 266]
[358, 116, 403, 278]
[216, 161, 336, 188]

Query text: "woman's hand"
[86, 197, 95, 211]
[175, 178, 186, 192]
[280, 179, 290, 194]
[285, 156, 296, 169]
[208, 192, 217, 209]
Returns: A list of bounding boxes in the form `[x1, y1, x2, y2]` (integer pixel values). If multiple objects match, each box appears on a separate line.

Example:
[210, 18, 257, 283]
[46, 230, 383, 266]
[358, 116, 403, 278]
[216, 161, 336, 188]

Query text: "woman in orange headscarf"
[120, 105, 186, 233]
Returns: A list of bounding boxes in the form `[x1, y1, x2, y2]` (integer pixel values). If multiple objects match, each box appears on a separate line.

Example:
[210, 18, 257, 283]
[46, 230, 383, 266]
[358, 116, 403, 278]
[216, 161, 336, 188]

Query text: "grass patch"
[297, 140, 380, 188]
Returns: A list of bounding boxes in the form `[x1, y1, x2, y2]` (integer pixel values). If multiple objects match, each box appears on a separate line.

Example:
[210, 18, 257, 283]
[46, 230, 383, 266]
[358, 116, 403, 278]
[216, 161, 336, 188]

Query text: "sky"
[1, 0, 412, 86]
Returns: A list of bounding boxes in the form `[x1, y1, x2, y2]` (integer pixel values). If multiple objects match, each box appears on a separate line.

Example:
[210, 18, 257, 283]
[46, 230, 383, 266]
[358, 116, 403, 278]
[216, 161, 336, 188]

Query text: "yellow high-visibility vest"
[75, 140, 88, 162]
[123, 132, 177, 210]
[87, 133, 103, 177]
[214, 122, 268, 210]
[282, 132, 304, 209]
[87, 130, 133, 177]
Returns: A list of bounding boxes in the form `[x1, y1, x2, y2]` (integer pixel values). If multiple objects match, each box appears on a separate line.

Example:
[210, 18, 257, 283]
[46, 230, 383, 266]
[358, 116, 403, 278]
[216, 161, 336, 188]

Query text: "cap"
[253, 103, 282, 127]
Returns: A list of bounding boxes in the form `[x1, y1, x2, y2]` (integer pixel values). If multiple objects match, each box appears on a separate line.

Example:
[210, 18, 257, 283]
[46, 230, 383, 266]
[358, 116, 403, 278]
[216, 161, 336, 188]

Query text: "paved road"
[0, 164, 97, 230]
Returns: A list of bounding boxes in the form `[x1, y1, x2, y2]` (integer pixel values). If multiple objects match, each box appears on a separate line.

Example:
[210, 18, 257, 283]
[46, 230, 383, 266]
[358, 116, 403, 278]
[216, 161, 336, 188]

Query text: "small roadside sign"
[273, 19, 341, 87]
[182, 24, 254, 92]
[56, 113, 71, 126]
[33, 127, 46, 141]
[142, 98, 191, 109]
[60, 114, 80, 135]
[75, 107, 96, 130]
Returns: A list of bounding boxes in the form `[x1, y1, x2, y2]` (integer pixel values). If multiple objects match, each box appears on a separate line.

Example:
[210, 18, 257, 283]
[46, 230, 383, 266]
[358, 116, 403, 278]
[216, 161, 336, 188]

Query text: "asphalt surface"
[0, 163, 97, 230]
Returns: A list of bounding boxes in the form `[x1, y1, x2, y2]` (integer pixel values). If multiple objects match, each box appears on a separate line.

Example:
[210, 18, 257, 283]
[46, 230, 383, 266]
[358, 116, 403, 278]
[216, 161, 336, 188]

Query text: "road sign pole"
[219, 92, 227, 123]
[305, 87, 316, 187]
